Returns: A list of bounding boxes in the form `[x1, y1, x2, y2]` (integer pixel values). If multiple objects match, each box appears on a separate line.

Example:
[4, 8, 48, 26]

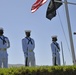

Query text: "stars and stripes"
[31, 0, 47, 13]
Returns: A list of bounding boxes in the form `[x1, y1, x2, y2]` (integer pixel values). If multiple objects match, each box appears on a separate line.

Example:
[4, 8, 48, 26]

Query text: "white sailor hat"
[25, 30, 31, 33]
[51, 35, 57, 39]
[0, 27, 3, 31]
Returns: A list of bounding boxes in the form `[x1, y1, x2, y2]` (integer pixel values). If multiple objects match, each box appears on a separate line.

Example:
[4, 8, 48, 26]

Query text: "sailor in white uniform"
[0, 27, 10, 68]
[51, 36, 60, 66]
[22, 30, 35, 66]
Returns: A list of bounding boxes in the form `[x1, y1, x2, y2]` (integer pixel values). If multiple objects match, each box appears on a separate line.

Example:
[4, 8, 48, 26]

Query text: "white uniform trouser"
[57, 52, 60, 65]
[0, 50, 8, 68]
[52, 52, 60, 65]
[25, 51, 35, 66]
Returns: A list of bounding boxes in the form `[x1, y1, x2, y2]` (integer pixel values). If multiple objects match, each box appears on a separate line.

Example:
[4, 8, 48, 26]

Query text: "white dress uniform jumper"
[0, 35, 10, 68]
[22, 37, 35, 66]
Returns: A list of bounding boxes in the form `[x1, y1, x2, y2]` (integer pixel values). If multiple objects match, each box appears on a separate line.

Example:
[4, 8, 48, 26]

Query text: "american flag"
[31, 0, 47, 13]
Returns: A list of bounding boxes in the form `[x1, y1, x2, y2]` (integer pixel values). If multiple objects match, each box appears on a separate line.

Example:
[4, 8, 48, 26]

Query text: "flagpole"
[61, 42, 65, 65]
[55, 0, 76, 5]
[64, 0, 76, 65]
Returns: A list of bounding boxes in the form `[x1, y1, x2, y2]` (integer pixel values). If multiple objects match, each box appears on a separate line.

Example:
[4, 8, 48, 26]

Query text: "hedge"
[0, 66, 76, 75]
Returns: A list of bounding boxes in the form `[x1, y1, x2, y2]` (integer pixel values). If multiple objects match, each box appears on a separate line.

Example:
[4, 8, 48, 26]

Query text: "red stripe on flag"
[31, 0, 47, 13]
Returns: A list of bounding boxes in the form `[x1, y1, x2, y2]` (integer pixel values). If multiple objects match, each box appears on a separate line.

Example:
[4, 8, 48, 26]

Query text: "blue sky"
[0, 0, 76, 66]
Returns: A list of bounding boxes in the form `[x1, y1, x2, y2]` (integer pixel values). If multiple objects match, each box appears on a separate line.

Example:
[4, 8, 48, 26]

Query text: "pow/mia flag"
[46, 0, 56, 20]
[46, 0, 62, 20]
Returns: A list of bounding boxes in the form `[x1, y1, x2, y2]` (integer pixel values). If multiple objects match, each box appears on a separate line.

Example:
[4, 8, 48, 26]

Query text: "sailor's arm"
[6, 38, 10, 48]
[57, 43, 60, 51]
[4, 37, 10, 49]
[51, 43, 56, 55]
[33, 39, 35, 49]
[22, 39, 27, 54]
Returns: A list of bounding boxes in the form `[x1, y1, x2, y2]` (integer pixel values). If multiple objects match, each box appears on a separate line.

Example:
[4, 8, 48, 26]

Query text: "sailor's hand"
[4, 48, 6, 51]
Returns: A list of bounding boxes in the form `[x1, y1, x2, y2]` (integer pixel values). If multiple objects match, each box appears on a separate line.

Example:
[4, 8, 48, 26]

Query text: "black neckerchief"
[25, 37, 33, 44]
[53, 42, 60, 50]
[0, 35, 6, 44]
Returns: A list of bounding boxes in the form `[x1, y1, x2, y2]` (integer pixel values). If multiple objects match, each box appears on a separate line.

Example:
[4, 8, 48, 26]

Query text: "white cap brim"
[51, 35, 57, 38]
[0, 27, 3, 31]
[25, 30, 31, 33]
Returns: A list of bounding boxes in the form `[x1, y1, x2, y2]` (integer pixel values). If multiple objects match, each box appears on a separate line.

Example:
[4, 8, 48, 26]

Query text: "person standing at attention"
[22, 30, 35, 66]
[0, 27, 10, 68]
[51, 36, 60, 66]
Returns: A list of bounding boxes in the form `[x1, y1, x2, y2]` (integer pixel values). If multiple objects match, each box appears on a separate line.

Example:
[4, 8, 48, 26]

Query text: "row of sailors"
[0, 27, 63, 68]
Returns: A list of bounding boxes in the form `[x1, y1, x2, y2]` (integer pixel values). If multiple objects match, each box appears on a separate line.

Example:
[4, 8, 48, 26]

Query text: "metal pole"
[55, 0, 76, 5]
[61, 42, 65, 65]
[64, 0, 76, 65]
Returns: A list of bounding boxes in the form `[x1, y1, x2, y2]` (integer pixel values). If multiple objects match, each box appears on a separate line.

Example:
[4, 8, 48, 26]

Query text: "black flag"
[46, 0, 62, 20]
[46, 0, 56, 20]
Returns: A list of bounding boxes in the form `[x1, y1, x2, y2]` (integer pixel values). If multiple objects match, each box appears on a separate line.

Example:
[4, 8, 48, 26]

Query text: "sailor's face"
[0, 30, 3, 35]
[52, 38, 57, 42]
[26, 32, 30, 37]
